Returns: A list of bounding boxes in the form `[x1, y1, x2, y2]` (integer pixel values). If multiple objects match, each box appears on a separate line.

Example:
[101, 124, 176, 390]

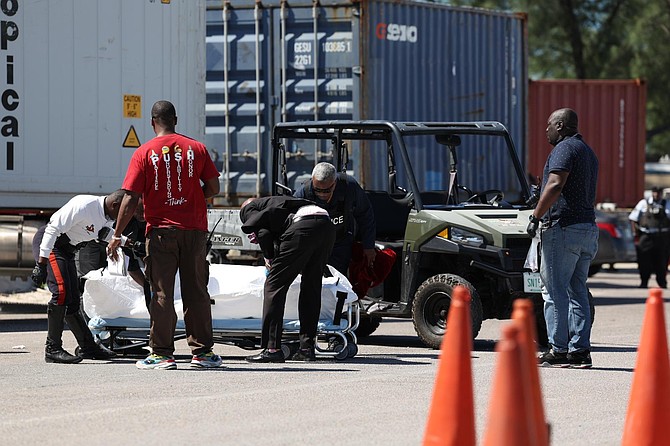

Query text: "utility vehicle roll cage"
[270, 120, 532, 208]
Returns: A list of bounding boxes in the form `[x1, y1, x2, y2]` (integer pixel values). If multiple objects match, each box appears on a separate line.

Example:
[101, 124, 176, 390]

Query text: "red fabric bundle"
[348, 242, 397, 299]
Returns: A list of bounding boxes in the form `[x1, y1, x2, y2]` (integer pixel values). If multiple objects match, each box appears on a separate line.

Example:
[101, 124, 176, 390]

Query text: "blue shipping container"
[205, 0, 527, 204]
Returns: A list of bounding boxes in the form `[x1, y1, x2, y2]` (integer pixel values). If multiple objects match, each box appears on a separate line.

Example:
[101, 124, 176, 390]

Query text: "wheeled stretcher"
[81, 264, 360, 360]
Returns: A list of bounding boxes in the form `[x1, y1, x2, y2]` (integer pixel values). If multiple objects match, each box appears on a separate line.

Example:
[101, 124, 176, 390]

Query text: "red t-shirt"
[122, 133, 220, 233]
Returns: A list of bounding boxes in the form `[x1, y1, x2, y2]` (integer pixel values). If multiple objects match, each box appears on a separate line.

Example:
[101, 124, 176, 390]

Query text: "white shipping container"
[0, 0, 206, 210]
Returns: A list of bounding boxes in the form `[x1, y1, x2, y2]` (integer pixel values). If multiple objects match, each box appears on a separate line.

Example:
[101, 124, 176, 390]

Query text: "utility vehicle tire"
[354, 314, 382, 338]
[533, 291, 595, 348]
[411, 274, 484, 349]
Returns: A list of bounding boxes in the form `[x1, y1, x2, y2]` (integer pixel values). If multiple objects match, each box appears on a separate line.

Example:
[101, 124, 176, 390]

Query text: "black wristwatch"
[529, 214, 540, 224]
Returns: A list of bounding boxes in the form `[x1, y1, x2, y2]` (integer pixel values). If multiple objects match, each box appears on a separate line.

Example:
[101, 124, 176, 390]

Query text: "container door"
[206, 4, 273, 204]
[272, 4, 358, 191]
[358, 1, 527, 192]
[206, 2, 359, 201]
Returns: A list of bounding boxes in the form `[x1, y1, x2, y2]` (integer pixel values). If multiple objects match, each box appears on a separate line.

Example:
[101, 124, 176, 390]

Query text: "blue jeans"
[540, 222, 599, 353]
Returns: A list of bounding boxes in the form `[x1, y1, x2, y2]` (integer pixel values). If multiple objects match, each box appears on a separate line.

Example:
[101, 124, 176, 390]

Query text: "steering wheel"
[456, 185, 473, 197]
[465, 189, 505, 205]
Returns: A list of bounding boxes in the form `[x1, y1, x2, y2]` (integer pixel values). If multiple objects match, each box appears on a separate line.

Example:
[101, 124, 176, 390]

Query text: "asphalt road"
[0, 263, 667, 446]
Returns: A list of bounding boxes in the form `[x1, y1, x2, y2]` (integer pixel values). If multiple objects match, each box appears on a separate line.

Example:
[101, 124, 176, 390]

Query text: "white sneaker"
[136, 354, 177, 370]
[190, 351, 223, 368]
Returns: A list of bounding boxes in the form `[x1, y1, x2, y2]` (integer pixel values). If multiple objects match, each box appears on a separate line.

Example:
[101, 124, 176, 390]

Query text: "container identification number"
[293, 40, 352, 67]
[294, 41, 312, 67]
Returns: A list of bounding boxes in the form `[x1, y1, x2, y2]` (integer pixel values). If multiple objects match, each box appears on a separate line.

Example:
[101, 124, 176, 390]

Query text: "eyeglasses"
[313, 183, 335, 194]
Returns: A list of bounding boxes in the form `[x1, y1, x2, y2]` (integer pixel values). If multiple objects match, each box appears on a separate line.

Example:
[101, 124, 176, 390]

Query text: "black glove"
[31, 263, 48, 287]
[526, 184, 541, 207]
[527, 215, 540, 238]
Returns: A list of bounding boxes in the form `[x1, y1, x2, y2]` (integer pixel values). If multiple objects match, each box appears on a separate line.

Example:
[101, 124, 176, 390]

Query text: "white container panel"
[0, 0, 206, 210]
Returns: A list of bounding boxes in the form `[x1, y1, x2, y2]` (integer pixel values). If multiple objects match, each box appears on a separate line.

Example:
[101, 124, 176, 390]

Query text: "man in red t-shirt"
[108, 100, 222, 370]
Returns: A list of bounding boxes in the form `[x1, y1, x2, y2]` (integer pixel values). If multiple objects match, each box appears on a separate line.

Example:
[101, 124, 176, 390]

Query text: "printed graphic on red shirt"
[149, 144, 196, 207]
[123, 134, 219, 233]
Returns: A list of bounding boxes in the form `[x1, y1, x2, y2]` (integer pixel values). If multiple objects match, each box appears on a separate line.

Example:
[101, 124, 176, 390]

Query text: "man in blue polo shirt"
[527, 108, 599, 369]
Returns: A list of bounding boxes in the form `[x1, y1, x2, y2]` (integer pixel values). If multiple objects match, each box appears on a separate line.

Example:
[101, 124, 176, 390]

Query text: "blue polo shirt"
[541, 134, 598, 227]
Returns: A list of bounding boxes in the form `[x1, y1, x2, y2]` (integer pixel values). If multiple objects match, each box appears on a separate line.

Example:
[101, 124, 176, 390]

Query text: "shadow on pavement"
[593, 296, 659, 306]
[588, 281, 640, 289]
[0, 318, 46, 333]
[360, 334, 499, 354]
[358, 334, 425, 348]
[0, 303, 46, 314]
[593, 344, 638, 353]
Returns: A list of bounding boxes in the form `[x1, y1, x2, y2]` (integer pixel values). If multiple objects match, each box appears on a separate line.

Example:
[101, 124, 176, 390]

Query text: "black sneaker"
[292, 349, 316, 362]
[245, 349, 285, 363]
[567, 350, 592, 369]
[537, 349, 570, 367]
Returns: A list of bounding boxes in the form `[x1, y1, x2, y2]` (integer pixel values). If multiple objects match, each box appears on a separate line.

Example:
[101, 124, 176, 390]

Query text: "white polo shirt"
[39, 195, 115, 259]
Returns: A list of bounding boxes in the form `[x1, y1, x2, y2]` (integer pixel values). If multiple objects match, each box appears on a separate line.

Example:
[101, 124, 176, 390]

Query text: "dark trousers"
[262, 218, 336, 350]
[329, 240, 353, 277]
[145, 228, 213, 356]
[45, 249, 81, 312]
[32, 226, 80, 312]
[636, 233, 670, 287]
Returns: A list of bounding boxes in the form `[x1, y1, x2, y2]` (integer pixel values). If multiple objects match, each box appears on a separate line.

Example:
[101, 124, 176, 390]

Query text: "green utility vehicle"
[269, 120, 544, 349]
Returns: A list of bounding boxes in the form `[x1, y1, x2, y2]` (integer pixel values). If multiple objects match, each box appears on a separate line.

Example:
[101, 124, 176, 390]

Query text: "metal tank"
[0, 217, 41, 268]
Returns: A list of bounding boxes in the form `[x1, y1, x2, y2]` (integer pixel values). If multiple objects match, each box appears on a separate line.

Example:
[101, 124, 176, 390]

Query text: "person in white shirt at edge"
[628, 186, 670, 288]
[31, 191, 126, 364]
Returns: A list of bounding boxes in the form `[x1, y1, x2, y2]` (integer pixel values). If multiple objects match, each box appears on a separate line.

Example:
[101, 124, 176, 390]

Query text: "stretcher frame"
[90, 293, 361, 361]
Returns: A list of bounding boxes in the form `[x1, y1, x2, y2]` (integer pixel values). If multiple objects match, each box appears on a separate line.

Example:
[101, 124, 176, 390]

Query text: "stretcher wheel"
[331, 343, 348, 361]
[281, 344, 292, 359]
[326, 336, 341, 352]
[346, 342, 358, 358]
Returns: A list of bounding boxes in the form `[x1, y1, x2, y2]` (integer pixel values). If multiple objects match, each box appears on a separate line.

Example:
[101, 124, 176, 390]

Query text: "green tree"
[436, 0, 670, 158]
[629, 1, 670, 159]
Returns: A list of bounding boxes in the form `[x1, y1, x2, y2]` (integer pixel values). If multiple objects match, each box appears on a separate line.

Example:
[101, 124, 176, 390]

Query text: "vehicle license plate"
[523, 272, 543, 293]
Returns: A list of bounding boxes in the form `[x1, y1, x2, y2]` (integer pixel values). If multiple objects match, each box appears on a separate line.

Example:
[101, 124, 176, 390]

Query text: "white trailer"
[0, 0, 206, 270]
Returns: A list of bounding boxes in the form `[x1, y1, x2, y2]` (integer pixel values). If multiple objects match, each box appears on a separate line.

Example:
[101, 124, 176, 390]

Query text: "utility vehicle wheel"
[533, 291, 595, 348]
[354, 314, 382, 338]
[411, 274, 483, 349]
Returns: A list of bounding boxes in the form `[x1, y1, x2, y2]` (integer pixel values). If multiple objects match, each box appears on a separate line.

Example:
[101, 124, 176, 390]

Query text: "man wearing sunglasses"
[294, 162, 376, 277]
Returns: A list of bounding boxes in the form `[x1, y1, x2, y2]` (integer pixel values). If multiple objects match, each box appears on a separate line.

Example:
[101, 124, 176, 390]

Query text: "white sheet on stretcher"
[82, 264, 357, 331]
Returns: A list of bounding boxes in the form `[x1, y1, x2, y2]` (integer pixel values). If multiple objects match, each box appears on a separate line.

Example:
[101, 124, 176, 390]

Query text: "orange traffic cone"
[423, 285, 476, 446]
[622, 288, 670, 445]
[482, 322, 535, 446]
[512, 299, 549, 446]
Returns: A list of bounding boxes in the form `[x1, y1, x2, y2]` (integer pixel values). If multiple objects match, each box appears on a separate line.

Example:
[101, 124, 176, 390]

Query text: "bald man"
[528, 108, 599, 369]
